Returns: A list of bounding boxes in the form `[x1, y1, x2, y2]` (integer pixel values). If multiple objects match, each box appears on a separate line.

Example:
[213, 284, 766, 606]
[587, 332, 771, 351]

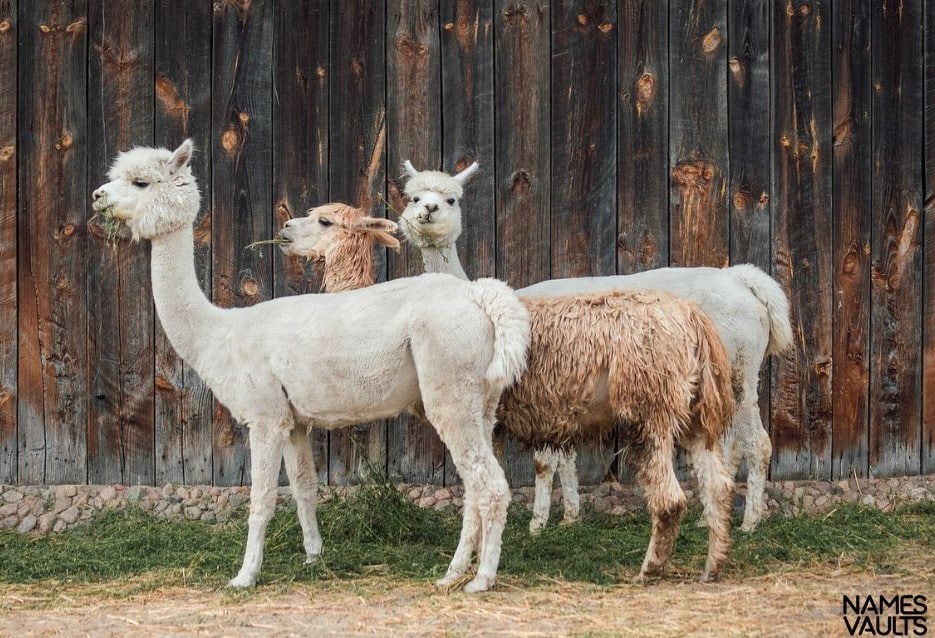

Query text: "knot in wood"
[598, 22, 613, 34]
[241, 277, 260, 297]
[316, 65, 326, 78]
[729, 57, 745, 86]
[0, 19, 10, 33]
[635, 72, 655, 114]
[757, 192, 770, 208]
[55, 133, 74, 151]
[510, 169, 531, 193]
[61, 223, 76, 237]
[577, 13, 588, 26]
[39, 24, 51, 33]
[0, 145, 14, 162]
[221, 127, 240, 153]
[799, 3, 811, 16]
[732, 189, 753, 212]
[238, 111, 250, 125]
[501, 4, 529, 24]
[702, 26, 721, 54]
[671, 161, 715, 190]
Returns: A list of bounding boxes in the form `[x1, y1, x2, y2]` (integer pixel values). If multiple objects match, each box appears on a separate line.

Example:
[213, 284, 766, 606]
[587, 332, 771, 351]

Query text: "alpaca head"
[398, 160, 478, 249]
[91, 139, 201, 241]
[278, 203, 399, 262]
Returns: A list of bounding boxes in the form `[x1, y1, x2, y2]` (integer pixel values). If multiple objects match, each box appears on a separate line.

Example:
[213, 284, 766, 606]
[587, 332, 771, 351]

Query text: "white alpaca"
[90, 141, 531, 593]
[398, 160, 794, 533]
[284, 203, 737, 582]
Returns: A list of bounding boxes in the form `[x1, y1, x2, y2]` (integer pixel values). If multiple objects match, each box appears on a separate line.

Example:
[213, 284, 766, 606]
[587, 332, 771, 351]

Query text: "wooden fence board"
[831, 0, 871, 479]
[385, 0, 443, 485]
[440, 0, 494, 485]
[17, 0, 89, 484]
[925, 0, 935, 475]
[272, 1, 330, 484]
[617, 0, 667, 274]
[727, 0, 771, 452]
[669, 0, 728, 268]
[86, 0, 155, 485]
[869, 0, 924, 477]
[0, 0, 16, 483]
[550, 0, 617, 485]
[493, 0, 550, 487]
[211, 0, 273, 486]
[329, 0, 386, 484]
[770, 0, 833, 480]
[154, 0, 214, 486]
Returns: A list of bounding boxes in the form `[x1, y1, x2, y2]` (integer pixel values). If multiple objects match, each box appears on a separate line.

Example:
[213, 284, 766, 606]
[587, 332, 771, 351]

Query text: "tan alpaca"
[283, 204, 736, 582]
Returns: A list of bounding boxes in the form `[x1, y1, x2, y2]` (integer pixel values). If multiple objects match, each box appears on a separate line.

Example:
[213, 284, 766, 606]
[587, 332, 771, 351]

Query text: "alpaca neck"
[150, 228, 223, 368]
[322, 236, 378, 292]
[419, 244, 467, 280]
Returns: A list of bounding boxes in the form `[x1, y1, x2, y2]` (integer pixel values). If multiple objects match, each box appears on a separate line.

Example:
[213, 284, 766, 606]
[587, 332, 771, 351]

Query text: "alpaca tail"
[467, 278, 531, 392]
[689, 306, 736, 447]
[727, 264, 794, 357]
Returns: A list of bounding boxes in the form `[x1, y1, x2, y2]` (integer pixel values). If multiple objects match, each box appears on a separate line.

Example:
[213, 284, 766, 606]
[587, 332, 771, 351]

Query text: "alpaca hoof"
[227, 574, 256, 588]
[304, 552, 322, 565]
[463, 575, 495, 593]
[435, 572, 469, 592]
[699, 571, 720, 583]
[559, 515, 580, 527]
[740, 519, 758, 533]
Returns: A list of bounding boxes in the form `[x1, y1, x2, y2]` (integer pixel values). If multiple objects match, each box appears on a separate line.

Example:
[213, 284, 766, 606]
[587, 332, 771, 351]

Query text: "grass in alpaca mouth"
[0, 473, 931, 590]
[245, 237, 290, 256]
[88, 201, 124, 250]
[376, 191, 450, 259]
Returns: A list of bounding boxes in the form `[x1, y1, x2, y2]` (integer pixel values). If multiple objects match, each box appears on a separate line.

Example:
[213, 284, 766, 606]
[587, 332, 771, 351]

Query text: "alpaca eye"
[412, 197, 420, 203]
[132, 180, 149, 188]
[318, 218, 333, 227]
[446, 198, 455, 205]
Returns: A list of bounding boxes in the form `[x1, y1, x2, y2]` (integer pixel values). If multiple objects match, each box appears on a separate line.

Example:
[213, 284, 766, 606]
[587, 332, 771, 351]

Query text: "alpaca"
[90, 141, 531, 593]
[284, 204, 736, 582]
[398, 160, 794, 534]
[278, 202, 400, 291]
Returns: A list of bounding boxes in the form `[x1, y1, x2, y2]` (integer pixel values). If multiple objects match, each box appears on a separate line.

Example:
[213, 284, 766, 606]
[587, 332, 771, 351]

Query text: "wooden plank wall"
[3, 0, 934, 487]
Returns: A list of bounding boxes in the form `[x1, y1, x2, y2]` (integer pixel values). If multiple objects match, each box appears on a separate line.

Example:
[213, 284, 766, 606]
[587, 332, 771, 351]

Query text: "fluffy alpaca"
[91, 141, 531, 593]
[279, 203, 400, 291]
[399, 160, 794, 534]
[286, 203, 736, 582]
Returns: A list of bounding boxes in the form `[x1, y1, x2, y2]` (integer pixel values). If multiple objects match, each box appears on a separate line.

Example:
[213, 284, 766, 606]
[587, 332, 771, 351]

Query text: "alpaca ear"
[168, 139, 194, 174]
[452, 161, 479, 186]
[373, 232, 401, 251]
[402, 160, 419, 178]
[356, 217, 398, 234]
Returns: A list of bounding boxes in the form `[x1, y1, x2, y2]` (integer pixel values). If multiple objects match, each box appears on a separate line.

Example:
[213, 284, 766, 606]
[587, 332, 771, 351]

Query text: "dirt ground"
[1, 561, 932, 638]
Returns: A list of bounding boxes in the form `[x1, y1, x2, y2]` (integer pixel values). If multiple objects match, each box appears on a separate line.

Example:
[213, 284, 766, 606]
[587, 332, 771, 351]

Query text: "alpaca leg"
[633, 435, 687, 580]
[282, 426, 323, 563]
[685, 434, 734, 582]
[556, 448, 581, 525]
[530, 447, 558, 535]
[229, 423, 287, 588]
[433, 415, 509, 593]
[737, 394, 771, 532]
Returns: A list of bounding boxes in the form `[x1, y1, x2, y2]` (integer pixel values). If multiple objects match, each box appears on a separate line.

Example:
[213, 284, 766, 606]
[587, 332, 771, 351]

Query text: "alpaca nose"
[92, 188, 104, 201]
[425, 203, 438, 213]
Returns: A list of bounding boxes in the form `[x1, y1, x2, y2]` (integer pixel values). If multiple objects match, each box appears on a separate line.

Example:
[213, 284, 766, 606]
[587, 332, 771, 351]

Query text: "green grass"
[1, 478, 932, 590]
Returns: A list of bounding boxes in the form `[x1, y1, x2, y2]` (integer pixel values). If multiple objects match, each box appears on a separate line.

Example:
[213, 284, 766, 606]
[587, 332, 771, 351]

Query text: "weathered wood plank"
[727, 0, 771, 458]
[385, 0, 443, 486]
[493, 0, 550, 487]
[87, 0, 155, 486]
[440, 0, 494, 486]
[770, 0, 833, 480]
[329, 0, 386, 484]
[154, 0, 214, 486]
[669, 0, 728, 268]
[17, 0, 89, 484]
[272, 1, 330, 484]
[495, 0, 550, 289]
[0, 0, 17, 483]
[869, 0, 924, 477]
[550, 0, 616, 485]
[925, 0, 935, 475]
[211, 0, 273, 486]
[550, 0, 616, 280]
[617, 0, 667, 274]
[830, 0, 871, 479]
[441, 0, 494, 279]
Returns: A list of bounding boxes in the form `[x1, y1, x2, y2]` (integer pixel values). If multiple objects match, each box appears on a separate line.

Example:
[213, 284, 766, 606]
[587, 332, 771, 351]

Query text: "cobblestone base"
[1, 475, 933, 535]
